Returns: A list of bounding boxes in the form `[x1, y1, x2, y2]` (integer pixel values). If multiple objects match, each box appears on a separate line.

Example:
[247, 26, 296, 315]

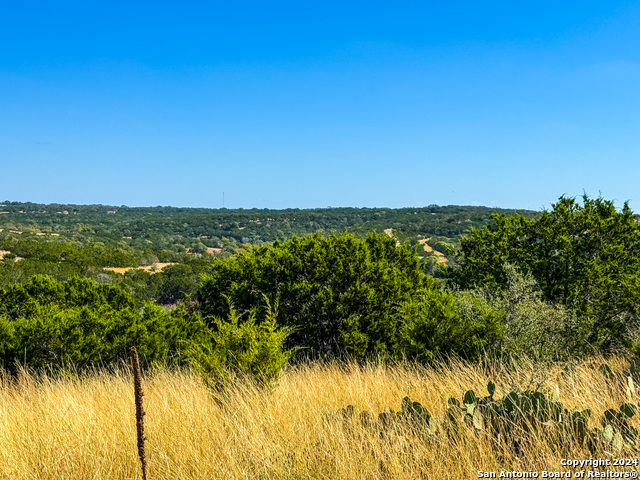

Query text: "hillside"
[0, 201, 537, 259]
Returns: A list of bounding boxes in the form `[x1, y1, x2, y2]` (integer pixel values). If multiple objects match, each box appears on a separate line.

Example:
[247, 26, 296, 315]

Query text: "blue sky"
[1, 1, 639, 210]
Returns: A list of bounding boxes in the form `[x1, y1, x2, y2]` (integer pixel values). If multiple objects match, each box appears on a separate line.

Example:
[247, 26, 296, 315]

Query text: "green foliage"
[329, 360, 640, 458]
[1, 201, 537, 316]
[599, 363, 615, 380]
[0, 274, 135, 318]
[154, 260, 211, 305]
[0, 201, 536, 248]
[597, 399, 640, 453]
[0, 237, 138, 272]
[484, 265, 590, 361]
[197, 231, 427, 360]
[446, 194, 640, 352]
[398, 286, 504, 362]
[0, 275, 206, 374]
[185, 298, 296, 388]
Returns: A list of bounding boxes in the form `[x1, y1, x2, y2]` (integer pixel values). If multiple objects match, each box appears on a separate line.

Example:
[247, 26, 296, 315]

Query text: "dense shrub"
[0, 275, 206, 374]
[487, 265, 590, 361]
[197, 231, 427, 360]
[398, 285, 504, 362]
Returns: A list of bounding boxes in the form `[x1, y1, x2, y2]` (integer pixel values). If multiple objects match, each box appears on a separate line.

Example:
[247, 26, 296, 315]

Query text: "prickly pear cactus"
[444, 380, 589, 454]
[331, 397, 441, 439]
[327, 364, 640, 456]
[599, 402, 639, 452]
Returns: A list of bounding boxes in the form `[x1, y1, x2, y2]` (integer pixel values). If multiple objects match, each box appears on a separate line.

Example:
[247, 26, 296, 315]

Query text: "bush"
[185, 297, 296, 388]
[398, 285, 503, 362]
[0, 275, 206, 374]
[197, 231, 427, 360]
[488, 265, 592, 361]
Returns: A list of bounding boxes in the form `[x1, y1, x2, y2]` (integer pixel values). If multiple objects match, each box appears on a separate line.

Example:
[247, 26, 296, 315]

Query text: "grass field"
[0, 356, 637, 479]
[102, 263, 177, 274]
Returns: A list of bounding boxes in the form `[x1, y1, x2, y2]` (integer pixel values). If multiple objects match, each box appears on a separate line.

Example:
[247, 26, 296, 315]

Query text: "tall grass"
[0, 356, 636, 479]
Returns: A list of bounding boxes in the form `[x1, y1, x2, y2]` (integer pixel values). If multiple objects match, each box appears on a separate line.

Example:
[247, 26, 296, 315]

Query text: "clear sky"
[1, 1, 639, 210]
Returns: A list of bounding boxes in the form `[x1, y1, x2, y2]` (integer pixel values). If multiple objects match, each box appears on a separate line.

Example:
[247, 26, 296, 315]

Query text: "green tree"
[445, 194, 640, 351]
[197, 231, 427, 359]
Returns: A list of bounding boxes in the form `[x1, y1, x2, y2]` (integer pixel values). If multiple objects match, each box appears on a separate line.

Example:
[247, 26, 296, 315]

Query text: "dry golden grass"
[418, 237, 447, 264]
[0, 357, 637, 479]
[103, 263, 177, 275]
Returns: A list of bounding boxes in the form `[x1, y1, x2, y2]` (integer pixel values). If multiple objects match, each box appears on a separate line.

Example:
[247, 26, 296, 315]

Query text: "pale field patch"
[0, 357, 635, 479]
[103, 263, 177, 274]
[418, 236, 447, 264]
[0, 251, 22, 262]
